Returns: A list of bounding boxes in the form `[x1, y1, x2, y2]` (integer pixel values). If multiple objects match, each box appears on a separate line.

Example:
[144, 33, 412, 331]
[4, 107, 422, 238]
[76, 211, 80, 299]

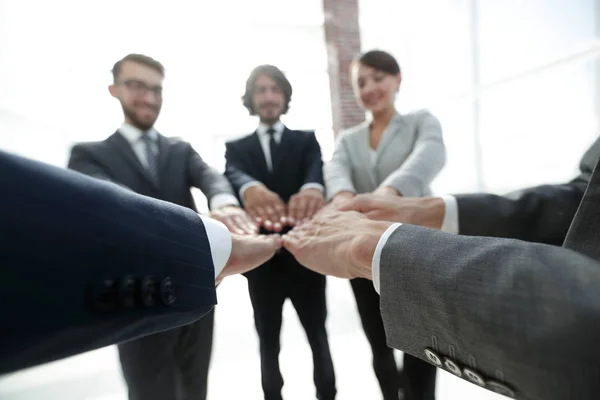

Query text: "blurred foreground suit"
[377, 136, 600, 400]
[68, 128, 235, 400]
[0, 150, 216, 375]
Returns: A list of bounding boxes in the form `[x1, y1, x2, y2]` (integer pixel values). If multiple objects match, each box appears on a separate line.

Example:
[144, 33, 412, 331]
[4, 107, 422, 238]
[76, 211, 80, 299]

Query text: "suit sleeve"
[379, 224, 600, 400]
[379, 111, 446, 197]
[302, 131, 324, 187]
[0, 150, 218, 375]
[455, 183, 586, 245]
[454, 135, 600, 245]
[68, 144, 130, 190]
[323, 132, 357, 201]
[224, 142, 262, 202]
[186, 143, 236, 208]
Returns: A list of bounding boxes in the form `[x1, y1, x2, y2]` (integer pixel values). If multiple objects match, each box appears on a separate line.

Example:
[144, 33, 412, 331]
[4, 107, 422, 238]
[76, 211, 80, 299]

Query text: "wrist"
[349, 220, 394, 279]
[420, 197, 445, 230]
[243, 184, 266, 202]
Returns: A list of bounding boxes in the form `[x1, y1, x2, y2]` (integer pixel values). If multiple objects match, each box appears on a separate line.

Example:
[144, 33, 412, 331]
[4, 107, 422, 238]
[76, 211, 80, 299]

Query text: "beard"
[122, 103, 159, 131]
[258, 103, 282, 125]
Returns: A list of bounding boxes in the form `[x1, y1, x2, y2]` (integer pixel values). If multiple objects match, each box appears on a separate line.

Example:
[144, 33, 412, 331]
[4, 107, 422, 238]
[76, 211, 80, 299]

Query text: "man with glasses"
[68, 53, 255, 400]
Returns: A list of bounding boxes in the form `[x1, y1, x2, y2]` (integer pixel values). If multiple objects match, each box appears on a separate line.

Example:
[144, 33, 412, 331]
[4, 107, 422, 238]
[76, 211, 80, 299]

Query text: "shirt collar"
[119, 123, 158, 145]
[256, 120, 285, 138]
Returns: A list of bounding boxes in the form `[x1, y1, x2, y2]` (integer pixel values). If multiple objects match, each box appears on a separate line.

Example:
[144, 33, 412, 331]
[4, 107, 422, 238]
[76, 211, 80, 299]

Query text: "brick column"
[323, 0, 365, 137]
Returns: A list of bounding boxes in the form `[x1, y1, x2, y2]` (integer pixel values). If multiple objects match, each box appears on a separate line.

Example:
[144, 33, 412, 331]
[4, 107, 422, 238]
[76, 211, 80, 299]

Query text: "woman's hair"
[356, 50, 401, 76]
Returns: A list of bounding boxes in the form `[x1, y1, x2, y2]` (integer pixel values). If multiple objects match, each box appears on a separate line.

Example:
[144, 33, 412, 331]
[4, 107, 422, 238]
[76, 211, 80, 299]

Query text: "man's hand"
[243, 184, 287, 232]
[287, 188, 325, 226]
[282, 210, 392, 280]
[338, 193, 445, 230]
[373, 186, 402, 197]
[216, 233, 282, 285]
[210, 205, 259, 235]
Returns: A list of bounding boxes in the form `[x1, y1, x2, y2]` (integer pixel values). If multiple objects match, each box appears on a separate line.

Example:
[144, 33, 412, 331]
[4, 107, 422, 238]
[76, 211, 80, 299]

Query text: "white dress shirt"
[118, 122, 233, 278]
[371, 195, 459, 293]
[238, 121, 325, 201]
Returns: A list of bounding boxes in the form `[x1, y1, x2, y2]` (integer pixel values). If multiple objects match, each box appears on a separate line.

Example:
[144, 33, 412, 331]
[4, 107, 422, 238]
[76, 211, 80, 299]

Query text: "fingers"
[261, 200, 286, 232]
[224, 216, 246, 235]
[235, 214, 259, 235]
[282, 232, 300, 253]
[338, 194, 377, 212]
[288, 196, 309, 225]
[221, 233, 283, 280]
[304, 197, 324, 221]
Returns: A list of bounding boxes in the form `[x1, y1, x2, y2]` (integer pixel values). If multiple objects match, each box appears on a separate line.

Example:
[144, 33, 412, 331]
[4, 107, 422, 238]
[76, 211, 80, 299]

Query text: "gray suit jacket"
[324, 110, 445, 200]
[68, 131, 234, 211]
[378, 148, 600, 399]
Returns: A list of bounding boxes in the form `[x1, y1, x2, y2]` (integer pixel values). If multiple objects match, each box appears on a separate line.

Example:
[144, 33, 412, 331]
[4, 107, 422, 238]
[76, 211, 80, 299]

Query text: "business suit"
[0, 149, 216, 375]
[324, 110, 445, 400]
[68, 127, 235, 400]
[225, 126, 336, 400]
[376, 137, 600, 399]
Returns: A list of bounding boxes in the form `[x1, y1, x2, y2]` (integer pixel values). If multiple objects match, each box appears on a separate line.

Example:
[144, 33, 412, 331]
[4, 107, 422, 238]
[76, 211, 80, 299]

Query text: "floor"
[0, 276, 507, 400]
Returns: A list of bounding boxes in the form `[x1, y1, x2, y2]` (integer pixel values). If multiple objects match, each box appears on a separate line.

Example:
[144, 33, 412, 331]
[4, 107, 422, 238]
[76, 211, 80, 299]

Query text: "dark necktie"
[267, 128, 278, 171]
[141, 133, 159, 182]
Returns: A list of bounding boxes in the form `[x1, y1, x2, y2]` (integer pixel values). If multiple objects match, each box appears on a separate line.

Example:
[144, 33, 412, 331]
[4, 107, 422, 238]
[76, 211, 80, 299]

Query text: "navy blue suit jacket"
[0, 150, 217, 375]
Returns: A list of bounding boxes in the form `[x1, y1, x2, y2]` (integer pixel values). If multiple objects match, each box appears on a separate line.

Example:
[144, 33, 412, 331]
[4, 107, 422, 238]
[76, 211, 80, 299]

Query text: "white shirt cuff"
[372, 223, 403, 294]
[440, 195, 459, 234]
[198, 215, 232, 280]
[239, 181, 263, 205]
[300, 183, 325, 192]
[209, 193, 240, 210]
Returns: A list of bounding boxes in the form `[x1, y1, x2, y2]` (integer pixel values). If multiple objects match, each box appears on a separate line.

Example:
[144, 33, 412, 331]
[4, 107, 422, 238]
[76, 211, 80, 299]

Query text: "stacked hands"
[209, 189, 445, 285]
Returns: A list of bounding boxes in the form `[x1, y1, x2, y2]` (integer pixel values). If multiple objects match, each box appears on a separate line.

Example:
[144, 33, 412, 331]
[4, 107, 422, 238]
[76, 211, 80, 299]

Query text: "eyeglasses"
[116, 79, 163, 98]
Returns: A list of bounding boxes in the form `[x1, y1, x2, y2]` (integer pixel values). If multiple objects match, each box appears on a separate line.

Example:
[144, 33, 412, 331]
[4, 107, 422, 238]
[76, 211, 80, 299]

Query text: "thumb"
[338, 195, 374, 213]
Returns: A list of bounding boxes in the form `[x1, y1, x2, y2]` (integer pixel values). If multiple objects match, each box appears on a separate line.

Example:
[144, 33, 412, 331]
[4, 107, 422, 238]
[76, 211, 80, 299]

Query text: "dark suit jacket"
[455, 136, 600, 245]
[224, 128, 323, 276]
[0, 150, 216, 375]
[68, 131, 235, 210]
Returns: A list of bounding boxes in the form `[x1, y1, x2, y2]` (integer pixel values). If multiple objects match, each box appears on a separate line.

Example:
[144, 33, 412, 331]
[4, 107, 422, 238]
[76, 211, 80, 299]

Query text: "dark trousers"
[351, 278, 436, 400]
[247, 265, 336, 400]
[118, 307, 215, 400]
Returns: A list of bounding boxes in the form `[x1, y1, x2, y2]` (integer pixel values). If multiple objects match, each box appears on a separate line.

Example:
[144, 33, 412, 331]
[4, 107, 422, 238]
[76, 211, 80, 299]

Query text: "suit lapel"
[156, 133, 171, 181]
[107, 131, 159, 190]
[376, 113, 405, 162]
[563, 156, 600, 259]
[357, 126, 378, 188]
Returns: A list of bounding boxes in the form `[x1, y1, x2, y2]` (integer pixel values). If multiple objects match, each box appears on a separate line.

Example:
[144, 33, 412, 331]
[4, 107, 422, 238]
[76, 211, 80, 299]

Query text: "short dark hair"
[111, 53, 165, 82]
[356, 50, 401, 76]
[241, 65, 293, 115]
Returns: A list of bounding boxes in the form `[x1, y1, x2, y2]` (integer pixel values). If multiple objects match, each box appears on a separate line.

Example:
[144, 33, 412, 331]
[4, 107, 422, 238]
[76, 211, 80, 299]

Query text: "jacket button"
[140, 276, 157, 307]
[118, 275, 137, 308]
[463, 368, 486, 387]
[486, 381, 515, 397]
[443, 358, 462, 377]
[424, 348, 442, 367]
[160, 277, 176, 306]
[89, 279, 117, 312]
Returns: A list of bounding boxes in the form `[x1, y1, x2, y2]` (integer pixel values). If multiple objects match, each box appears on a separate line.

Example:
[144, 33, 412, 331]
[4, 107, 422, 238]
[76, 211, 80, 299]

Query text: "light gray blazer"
[324, 110, 446, 200]
[378, 152, 600, 399]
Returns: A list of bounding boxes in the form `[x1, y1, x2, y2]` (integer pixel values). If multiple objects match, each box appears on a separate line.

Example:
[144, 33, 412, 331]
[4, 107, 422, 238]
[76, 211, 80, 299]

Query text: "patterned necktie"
[141, 133, 159, 183]
[267, 128, 277, 172]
